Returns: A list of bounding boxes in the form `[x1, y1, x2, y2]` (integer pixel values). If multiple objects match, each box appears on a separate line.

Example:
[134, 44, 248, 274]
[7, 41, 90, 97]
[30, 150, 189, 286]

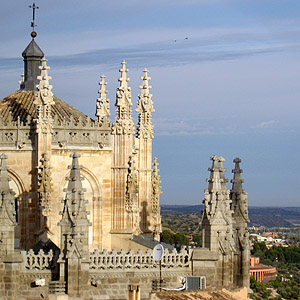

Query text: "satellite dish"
[153, 244, 164, 262]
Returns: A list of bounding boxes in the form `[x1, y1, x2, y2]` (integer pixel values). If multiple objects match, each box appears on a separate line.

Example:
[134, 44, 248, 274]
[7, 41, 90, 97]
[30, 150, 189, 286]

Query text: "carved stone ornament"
[136, 68, 154, 139]
[230, 158, 249, 223]
[95, 74, 111, 127]
[151, 157, 162, 215]
[112, 61, 135, 135]
[37, 153, 53, 217]
[125, 153, 141, 234]
[203, 155, 233, 224]
[34, 57, 54, 134]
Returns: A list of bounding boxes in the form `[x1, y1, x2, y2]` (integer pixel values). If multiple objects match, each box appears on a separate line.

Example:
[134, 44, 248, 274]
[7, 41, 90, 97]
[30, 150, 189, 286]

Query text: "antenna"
[29, 2, 39, 38]
[153, 244, 164, 262]
[153, 244, 164, 291]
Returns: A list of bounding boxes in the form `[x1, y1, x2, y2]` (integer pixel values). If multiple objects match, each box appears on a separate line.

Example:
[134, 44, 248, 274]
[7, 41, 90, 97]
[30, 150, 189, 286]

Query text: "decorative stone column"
[136, 69, 156, 234]
[111, 61, 135, 233]
[34, 57, 55, 244]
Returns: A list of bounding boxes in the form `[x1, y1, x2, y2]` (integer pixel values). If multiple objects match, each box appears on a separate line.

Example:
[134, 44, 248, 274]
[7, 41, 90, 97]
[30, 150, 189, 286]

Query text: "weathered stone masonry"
[0, 31, 250, 299]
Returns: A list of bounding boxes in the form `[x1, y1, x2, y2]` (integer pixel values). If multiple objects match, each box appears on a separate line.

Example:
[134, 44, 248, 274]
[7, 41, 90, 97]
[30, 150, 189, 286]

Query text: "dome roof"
[0, 90, 90, 124]
[22, 39, 44, 58]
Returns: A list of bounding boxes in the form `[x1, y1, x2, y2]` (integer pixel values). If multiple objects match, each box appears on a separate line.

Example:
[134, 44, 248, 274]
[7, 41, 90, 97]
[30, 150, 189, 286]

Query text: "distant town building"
[250, 233, 288, 248]
[250, 256, 277, 282]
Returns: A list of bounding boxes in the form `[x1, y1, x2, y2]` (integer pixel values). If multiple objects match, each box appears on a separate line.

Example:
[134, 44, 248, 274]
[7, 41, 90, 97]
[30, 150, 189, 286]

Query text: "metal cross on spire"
[29, 2, 39, 38]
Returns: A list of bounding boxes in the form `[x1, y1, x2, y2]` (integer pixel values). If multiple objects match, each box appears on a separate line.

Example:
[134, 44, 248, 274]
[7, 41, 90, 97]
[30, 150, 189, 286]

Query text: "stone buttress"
[111, 61, 137, 242]
[58, 152, 91, 299]
[34, 58, 54, 243]
[136, 69, 157, 236]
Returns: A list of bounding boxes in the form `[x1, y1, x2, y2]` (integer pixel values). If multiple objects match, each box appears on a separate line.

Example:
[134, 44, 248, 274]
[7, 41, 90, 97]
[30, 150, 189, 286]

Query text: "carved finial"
[140, 69, 151, 97]
[119, 60, 130, 89]
[231, 158, 244, 193]
[96, 74, 111, 126]
[35, 57, 54, 106]
[136, 68, 155, 139]
[203, 155, 232, 222]
[207, 155, 228, 191]
[34, 57, 54, 134]
[112, 61, 135, 135]
[230, 158, 249, 223]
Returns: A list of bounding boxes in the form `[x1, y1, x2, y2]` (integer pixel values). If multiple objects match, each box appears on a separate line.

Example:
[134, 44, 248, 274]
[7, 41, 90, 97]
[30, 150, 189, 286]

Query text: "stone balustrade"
[21, 249, 53, 270]
[89, 247, 192, 270]
[19, 246, 192, 272]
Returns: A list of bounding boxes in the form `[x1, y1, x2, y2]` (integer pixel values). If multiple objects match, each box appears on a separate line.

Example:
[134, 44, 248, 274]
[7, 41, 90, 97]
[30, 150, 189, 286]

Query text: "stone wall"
[0, 246, 192, 300]
[89, 269, 191, 300]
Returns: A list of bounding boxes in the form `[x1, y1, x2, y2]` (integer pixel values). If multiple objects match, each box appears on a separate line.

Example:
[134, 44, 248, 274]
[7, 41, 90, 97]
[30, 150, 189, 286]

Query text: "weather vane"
[29, 2, 39, 38]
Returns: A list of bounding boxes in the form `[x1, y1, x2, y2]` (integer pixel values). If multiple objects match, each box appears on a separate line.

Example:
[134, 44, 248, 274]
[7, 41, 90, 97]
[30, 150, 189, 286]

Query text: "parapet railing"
[89, 247, 192, 270]
[21, 249, 53, 270]
[19, 246, 192, 271]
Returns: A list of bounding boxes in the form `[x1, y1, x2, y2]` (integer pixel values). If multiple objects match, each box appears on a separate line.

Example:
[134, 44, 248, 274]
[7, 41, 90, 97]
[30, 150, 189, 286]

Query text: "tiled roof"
[250, 264, 276, 271]
[0, 90, 89, 123]
[151, 288, 248, 300]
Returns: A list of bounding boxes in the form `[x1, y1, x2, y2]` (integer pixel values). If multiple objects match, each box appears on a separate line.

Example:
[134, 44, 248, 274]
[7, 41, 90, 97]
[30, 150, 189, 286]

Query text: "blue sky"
[1, 0, 300, 206]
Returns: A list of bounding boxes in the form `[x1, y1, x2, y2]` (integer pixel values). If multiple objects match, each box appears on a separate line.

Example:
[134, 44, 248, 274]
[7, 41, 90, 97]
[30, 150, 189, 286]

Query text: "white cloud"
[255, 120, 279, 129]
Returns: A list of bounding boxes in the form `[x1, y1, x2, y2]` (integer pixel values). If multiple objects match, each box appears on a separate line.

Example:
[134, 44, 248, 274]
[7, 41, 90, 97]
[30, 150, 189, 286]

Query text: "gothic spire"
[203, 155, 232, 222]
[59, 153, 91, 258]
[112, 61, 135, 135]
[230, 158, 249, 222]
[206, 155, 228, 193]
[231, 158, 243, 194]
[136, 68, 155, 139]
[34, 57, 54, 128]
[60, 153, 90, 227]
[95, 74, 111, 127]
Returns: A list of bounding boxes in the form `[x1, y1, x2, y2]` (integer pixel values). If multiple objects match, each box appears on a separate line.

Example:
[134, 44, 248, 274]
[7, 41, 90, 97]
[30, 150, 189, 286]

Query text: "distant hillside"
[161, 205, 300, 228]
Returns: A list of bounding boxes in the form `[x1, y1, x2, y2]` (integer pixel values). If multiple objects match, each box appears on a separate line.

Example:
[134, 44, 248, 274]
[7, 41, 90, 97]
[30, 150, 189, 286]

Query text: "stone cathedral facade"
[0, 37, 161, 253]
[0, 33, 250, 299]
